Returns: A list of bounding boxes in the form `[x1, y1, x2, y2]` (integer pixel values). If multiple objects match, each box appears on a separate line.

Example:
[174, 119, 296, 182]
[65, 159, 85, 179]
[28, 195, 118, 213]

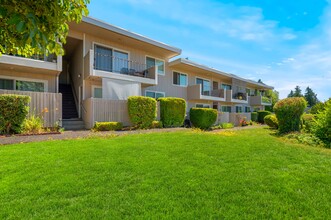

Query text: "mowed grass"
[0, 128, 331, 219]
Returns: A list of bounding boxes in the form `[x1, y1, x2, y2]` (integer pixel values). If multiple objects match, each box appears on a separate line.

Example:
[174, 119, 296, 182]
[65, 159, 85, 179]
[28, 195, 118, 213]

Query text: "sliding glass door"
[196, 78, 211, 96]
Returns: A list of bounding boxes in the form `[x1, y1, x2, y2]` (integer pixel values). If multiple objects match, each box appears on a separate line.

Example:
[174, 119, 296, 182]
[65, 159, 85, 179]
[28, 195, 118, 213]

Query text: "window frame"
[235, 105, 243, 113]
[195, 103, 211, 108]
[221, 83, 232, 90]
[195, 76, 211, 96]
[145, 90, 165, 99]
[221, 105, 232, 113]
[0, 76, 48, 92]
[172, 71, 188, 87]
[145, 55, 165, 76]
[92, 42, 131, 72]
[245, 106, 251, 113]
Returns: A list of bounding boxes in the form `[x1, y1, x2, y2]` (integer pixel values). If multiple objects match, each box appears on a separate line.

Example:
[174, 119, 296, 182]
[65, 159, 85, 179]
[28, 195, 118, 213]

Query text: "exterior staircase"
[59, 84, 85, 130]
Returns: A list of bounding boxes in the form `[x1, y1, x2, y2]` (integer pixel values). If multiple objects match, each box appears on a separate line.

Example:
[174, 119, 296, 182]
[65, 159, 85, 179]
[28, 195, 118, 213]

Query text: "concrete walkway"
[0, 125, 265, 146]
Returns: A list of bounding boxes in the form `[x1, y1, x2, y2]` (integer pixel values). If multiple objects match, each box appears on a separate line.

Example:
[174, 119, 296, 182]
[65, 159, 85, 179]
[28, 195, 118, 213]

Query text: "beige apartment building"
[0, 17, 273, 130]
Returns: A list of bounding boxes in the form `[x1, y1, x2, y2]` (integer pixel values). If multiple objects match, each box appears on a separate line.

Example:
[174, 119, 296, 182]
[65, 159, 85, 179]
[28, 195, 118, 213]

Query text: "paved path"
[0, 125, 265, 146]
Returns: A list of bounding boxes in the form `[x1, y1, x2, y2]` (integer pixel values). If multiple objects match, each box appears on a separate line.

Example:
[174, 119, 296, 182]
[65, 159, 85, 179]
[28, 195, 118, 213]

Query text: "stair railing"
[68, 74, 87, 116]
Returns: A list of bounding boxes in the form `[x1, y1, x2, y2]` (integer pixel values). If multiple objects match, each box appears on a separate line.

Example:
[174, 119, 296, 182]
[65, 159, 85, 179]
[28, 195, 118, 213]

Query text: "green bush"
[264, 115, 278, 129]
[22, 115, 44, 134]
[251, 112, 258, 122]
[274, 97, 307, 134]
[128, 96, 156, 129]
[158, 97, 186, 127]
[94, 122, 123, 131]
[302, 114, 315, 133]
[312, 100, 331, 147]
[0, 94, 30, 134]
[257, 110, 271, 123]
[151, 121, 163, 129]
[221, 123, 234, 129]
[190, 108, 217, 130]
[309, 102, 325, 114]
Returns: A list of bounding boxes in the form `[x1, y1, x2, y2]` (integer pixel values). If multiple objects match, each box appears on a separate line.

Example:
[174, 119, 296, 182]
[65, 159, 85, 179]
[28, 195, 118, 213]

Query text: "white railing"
[0, 89, 62, 127]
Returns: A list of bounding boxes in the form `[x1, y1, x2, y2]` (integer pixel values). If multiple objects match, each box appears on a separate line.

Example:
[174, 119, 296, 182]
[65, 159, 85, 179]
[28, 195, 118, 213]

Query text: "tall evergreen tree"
[293, 86, 303, 97]
[304, 87, 319, 107]
[288, 90, 294, 97]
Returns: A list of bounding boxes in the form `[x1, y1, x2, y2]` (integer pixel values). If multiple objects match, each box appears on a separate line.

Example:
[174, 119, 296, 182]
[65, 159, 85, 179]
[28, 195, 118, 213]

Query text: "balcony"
[84, 49, 157, 85]
[187, 84, 225, 101]
[0, 53, 62, 73]
[225, 90, 249, 104]
[249, 95, 272, 106]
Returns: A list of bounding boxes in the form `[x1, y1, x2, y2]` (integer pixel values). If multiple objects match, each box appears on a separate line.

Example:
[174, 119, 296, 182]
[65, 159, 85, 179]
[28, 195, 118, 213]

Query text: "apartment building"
[0, 16, 273, 129]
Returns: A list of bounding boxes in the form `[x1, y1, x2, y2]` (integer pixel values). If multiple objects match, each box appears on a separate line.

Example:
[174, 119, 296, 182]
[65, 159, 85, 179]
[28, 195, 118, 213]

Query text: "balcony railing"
[232, 92, 247, 101]
[5, 53, 57, 63]
[94, 52, 154, 79]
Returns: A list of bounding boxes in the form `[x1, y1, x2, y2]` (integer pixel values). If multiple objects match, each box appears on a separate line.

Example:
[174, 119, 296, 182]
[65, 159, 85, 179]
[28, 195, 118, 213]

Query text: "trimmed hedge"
[251, 112, 258, 122]
[264, 115, 278, 129]
[0, 94, 30, 134]
[151, 121, 163, 129]
[257, 110, 271, 123]
[128, 96, 156, 129]
[94, 122, 123, 131]
[274, 97, 307, 134]
[190, 108, 217, 130]
[158, 97, 186, 127]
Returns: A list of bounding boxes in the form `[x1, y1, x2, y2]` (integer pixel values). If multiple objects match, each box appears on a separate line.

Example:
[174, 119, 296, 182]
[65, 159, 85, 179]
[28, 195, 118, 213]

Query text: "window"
[93, 87, 102, 98]
[0, 79, 14, 90]
[94, 45, 128, 73]
[173, 71, 187, 86]
[0, 78, 45, 92]
[146, 57, 165, 75]
[236, 106, 243, 113]
[16, 80, 44, 92]
[196, 104, 210, 108]
[221, 84, 232, 90]
[245, 106, 251, 113]
[196, 78, 211, 96]
[145, 91, 165, 99]
[221, 106, 232, 113]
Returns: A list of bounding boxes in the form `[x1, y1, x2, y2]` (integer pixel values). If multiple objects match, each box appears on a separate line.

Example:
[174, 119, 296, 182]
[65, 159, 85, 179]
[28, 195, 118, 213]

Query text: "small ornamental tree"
[128, 96, 156, 129]
[273, 97, 307, 134]
[158, 97, 186, 127]
[312, 100, 331, 147]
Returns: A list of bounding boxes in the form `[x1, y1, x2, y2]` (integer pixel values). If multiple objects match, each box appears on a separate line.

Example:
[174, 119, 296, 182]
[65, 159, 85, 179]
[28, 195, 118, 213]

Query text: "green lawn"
[1, 128, 330, 219]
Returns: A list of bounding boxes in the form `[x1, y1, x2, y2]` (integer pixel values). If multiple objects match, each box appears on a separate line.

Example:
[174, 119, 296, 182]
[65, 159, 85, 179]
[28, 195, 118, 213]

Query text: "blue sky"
[88, 0, 331, 101]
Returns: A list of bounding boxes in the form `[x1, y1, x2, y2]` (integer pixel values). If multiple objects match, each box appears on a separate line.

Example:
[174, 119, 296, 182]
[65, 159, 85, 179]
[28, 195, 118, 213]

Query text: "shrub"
[302, 114, 315, 133]
[251, 112, 258, 122]
[128, 96, 156, 129]
[312, 100, 331, 147]
[274, 97, 307, 134]
[158, 97, 186, 127]
[22, 115, 44, 134]
[257, 110, 271, 123]
[221, 123, 234, 129]
[0, 94, 30, 134]
[264, 115, 278, 129]
[309, 102, 325, 114]
[151, 121, 163, 129]
[190, 108, 217, 130]
[94, 122, 123, 131]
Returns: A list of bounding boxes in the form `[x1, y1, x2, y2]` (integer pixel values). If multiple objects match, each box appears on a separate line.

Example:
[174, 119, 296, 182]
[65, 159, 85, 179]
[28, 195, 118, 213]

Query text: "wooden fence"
[0, 89, 62, 127]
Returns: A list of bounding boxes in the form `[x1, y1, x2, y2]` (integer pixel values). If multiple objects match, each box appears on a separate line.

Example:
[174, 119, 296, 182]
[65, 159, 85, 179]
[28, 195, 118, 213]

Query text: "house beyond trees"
[0, 17, 273, 129]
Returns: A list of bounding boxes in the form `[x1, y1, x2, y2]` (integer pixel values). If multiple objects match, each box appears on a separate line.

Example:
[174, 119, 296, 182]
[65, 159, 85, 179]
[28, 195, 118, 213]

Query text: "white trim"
[145, 55, 165, 76]
[195, 103, 211, 108]
[145, 90, 165, 98]
[172, 70, 188, 87]
[92, 85, 102, 98]
[0, 75, 48, 92]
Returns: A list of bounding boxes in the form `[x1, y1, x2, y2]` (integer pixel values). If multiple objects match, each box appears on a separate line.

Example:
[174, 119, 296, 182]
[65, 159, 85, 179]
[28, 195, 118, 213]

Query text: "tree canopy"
[304, 86, 319, 107]
[0, 0, 90, 57]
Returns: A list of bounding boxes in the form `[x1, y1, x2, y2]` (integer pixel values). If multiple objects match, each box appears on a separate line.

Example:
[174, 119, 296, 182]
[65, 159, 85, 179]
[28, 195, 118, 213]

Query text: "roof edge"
[82, 16, 182, 55]
[169, 58, 274, 89]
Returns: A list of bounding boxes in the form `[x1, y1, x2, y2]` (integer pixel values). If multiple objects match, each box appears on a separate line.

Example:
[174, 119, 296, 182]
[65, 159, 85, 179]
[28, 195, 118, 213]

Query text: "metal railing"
[94, 52, 154, 79]
[5, 53, 57, 63]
